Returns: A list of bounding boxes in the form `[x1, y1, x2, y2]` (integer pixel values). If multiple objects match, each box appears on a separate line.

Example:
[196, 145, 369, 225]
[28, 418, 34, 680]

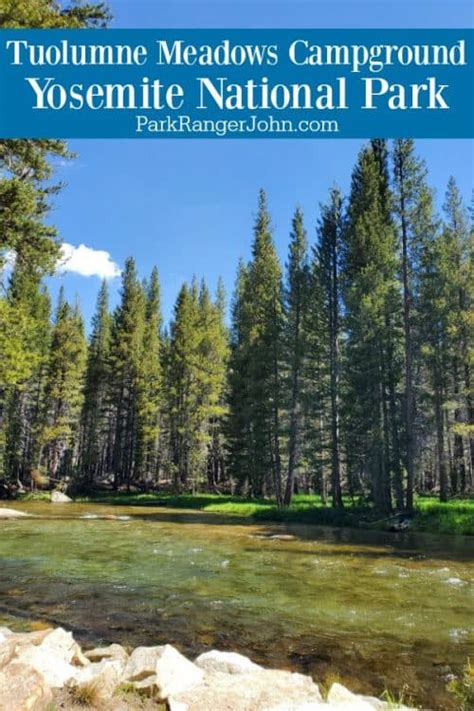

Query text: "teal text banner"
[0, 29, 472, 138]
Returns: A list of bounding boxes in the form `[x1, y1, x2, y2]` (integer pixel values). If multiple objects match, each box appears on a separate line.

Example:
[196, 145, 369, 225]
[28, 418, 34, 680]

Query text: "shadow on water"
[33, 506, 474, 563]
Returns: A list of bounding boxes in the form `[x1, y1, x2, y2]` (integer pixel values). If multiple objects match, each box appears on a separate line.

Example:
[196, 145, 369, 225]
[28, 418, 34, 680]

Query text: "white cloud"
[59, 243, 121, 280]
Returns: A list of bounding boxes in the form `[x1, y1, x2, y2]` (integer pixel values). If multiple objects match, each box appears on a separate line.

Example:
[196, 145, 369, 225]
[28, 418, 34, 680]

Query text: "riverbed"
[0, 502, 472, 709]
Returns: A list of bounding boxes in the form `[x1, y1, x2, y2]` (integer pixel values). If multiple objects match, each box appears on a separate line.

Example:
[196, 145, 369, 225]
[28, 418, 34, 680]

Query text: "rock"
[125, 644, 204, 698]
[195, 650, 262, 675]
[70, 658, 125, 700]
[15, 643, 78, 688]
[264, 705, 327, 711]
[38, 626, 88, 666]
[326, 683, 416, 710]
[327, 683, 375, 709]
[270, 534, 296, 541]
[85, 642, 128, 664]
[0, 629, 52, 668]
[51, 491, 72, 503]
[0, 629, 12, 646]
[169, 669, 323, 711]
[0, 661, 53, 710]
[0, 507, 30, 518]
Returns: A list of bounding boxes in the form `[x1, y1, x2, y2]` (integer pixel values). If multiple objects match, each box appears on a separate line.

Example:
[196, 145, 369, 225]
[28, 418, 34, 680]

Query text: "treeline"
[0, 134, 472, 510]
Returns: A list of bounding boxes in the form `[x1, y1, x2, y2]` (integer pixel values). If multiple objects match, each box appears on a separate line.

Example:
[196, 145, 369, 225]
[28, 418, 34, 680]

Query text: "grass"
[73, 490, 474, 536]
[447, 659, 474, 711]
[414, 497, 474, 536]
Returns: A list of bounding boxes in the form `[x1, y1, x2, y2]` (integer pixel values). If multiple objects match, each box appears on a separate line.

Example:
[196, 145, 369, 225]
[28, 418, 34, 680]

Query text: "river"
[0, 502, 473, 709]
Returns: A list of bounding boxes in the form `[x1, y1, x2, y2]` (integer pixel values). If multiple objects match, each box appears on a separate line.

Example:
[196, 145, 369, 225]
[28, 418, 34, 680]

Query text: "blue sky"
[48, 0, 474, 327]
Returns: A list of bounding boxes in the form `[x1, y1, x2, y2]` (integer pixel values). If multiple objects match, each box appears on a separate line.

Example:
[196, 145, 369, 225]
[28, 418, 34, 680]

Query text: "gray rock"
[38, 626, 88, 666]
[195, 650, 262, 675]
[169, 668, 323, 711]
[125, 644, 204, 699]
[0, 661, 52, 711]
[15, 644, 78, 688]
[70, 658, 125, 699]
[51, 491, 72, 503]
[327, 683, 416, 710]
[85, 642, 128, 664]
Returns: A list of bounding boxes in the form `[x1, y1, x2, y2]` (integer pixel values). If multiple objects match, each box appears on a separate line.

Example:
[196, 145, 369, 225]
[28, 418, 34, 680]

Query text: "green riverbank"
[18, 492, 474, 536]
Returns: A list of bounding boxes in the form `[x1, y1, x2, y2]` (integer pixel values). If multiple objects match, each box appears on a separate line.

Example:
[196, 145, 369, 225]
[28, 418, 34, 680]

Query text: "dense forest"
[0, 2, 472, 515]
[0, 129, 472, 512]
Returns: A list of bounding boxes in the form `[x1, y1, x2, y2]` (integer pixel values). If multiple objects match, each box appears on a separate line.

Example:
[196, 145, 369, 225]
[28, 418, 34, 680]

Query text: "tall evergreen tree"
[245, 191, 284, 503]
[343, 144, 399, 512]
[79, 280, 111, 485]
[392, 139, 434, 509]
[136, 267, 162, 486]
[314, 188, 345, 508]
[227, 260, 252, 493]
[40, 289, 86, 479]
[109, 258, 146, 489]
[283, 207, 310, 505]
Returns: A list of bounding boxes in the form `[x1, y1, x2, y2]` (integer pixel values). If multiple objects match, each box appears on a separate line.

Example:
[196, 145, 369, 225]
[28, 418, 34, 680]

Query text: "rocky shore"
[0, 625, 419, 711]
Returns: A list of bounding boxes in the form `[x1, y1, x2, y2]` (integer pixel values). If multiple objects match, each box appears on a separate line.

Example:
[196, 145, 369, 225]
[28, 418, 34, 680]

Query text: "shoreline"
[9, 490, 473, 537]
[0, 625, 420, 711]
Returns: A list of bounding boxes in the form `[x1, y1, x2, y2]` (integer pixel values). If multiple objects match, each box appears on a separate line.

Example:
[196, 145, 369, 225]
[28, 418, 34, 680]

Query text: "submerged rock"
[195, 649, 262, 675]
[270, 534, 297, 541]
[51, 491, 72, 503]
[0, 661, 52, 711]
[0, 507, 30, 519]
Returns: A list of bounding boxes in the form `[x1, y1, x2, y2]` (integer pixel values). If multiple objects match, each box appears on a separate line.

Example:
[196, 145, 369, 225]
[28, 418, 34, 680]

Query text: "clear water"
[0, 502, 473, 708]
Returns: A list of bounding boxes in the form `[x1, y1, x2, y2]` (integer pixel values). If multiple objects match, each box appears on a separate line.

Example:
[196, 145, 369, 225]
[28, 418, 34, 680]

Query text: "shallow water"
[0, 502, 473, 708]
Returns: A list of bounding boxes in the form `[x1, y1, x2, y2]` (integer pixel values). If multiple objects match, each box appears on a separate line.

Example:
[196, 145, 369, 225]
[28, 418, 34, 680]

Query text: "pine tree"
[244, 191, 284, 503]
[343, 144, 399, 512]
[227, 260, 252, 493]
[136, 267, 162, 487]
[2, 261, 51, 488]
[40, 289, 87, 480]
[314, 188, 345, 508]
[79, 280, 111, 485]
[392, 139, 433, 509]
[283, 207, 310, 505]
[167, 281, 201, 490]
[109, 257, 146, 489]
[167, 278, 228, 492]
[442, 178, 472, 493]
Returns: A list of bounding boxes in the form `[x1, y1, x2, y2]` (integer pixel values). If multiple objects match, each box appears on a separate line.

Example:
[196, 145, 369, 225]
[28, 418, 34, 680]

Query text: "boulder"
[0, 507, 30, 518]
[38, 626, 88, 666]
[85, 642, 128, 664]
[70, 658, 125, 700]
[0, 630, 11, 646]
[0, 661, 53, 711]
[15, 643, 78, 688]
[125, 644, 203, 698]
[326, 683, 415, 710]
[169, 669, 323, 711]
[51, 491, 72, 503]
[195, 650, 262, 675]
[0, 629, 53, 668]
